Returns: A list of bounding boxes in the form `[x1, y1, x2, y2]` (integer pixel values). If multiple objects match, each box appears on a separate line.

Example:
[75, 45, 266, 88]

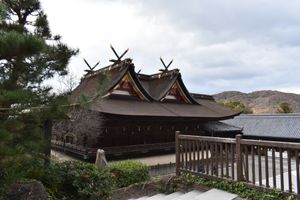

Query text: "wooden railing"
[51, 140, 175, 159]
[175, 131, 300, 196]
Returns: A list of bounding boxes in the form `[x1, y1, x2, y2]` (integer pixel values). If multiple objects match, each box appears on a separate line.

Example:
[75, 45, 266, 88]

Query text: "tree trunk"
[43, 119, 52, 166]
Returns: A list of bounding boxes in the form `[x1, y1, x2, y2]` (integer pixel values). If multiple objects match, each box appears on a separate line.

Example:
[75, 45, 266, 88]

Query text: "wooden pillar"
[175, 131, 181, 176]
[235, 134, 242, 181]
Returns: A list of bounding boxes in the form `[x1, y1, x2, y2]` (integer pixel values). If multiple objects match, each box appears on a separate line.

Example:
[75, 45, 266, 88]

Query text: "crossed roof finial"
[109, 44, 129, 64]
[159, 57, 173, 73]
[83, 58, 100, 75]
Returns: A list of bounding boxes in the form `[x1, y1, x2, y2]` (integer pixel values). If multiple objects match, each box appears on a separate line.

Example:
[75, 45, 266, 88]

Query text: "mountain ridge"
[213, 90, 300, 114]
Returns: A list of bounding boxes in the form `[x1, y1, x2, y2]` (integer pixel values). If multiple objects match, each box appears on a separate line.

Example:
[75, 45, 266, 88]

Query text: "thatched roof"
[69, 58, 239, 120]
[138, 70, 198, 104]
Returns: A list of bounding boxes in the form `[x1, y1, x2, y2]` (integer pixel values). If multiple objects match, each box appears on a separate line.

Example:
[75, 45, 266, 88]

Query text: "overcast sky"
[41, 0, 300, 95]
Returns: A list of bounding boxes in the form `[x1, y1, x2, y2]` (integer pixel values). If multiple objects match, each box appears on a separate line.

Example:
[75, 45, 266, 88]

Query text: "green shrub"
[50, 161, 114, 200]
[177, 173, 294, 200]
[107, 160, 150, 188]
[0, 154, 49, 198]
[25, 161, 114, 200]
[1, 159, 150, 199]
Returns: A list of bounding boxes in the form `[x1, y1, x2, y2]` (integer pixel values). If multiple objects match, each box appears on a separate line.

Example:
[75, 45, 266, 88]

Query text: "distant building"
[51, 58, 239, 159]
[224, 114, 300, 142]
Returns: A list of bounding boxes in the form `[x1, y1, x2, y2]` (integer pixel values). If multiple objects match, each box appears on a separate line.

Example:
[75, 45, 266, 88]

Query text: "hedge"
[1, 159, 151, 200]
[107, 160, 150, 188]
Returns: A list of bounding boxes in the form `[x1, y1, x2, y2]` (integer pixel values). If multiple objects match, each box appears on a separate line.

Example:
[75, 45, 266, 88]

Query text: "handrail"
[241, 139, 300, 149]
[175, 132, 300, 196]
[178, 134, 236, 143]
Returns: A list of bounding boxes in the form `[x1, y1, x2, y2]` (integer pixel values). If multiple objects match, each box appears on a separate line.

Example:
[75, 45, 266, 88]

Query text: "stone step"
[193, 189, 238, 200]
[145, 194, 166, 200]
[163, 192, 184, 200]
[128, 189, 238, 200]
[172, 190, 203, 200]
[130, 197, 149, 200]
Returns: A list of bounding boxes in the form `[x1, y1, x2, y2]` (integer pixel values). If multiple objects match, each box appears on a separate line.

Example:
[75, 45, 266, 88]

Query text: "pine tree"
[0, 0, 78, 190]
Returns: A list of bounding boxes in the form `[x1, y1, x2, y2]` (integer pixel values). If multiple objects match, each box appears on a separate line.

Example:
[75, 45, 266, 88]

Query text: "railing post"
[236, 134, 242, 181]
[175, 131, 181, 176]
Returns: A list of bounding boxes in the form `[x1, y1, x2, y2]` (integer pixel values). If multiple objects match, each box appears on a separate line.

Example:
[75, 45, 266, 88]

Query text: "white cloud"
[41, 0, 300, 95]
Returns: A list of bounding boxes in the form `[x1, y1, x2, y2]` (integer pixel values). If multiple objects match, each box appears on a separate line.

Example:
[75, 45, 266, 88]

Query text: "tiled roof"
[224, 114, 300, 139]
[203, 121, 242, 133]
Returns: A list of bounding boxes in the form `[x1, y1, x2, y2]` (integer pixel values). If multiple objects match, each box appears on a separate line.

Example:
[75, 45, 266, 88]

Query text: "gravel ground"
[51, 150, 78, 162]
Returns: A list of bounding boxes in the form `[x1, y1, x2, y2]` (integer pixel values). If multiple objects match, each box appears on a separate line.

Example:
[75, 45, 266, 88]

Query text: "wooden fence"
[51, 140, 175, 160]
[175, 131, 300, 196]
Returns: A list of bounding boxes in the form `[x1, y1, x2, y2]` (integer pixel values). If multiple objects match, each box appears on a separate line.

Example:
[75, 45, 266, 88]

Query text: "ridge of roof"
[81, 58, 133, 81]
[137, 68, 180, 80]
[191, 93, 215, 101]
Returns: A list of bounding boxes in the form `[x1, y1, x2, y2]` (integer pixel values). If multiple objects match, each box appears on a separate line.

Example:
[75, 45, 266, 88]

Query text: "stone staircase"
[129, 189, 239, 200]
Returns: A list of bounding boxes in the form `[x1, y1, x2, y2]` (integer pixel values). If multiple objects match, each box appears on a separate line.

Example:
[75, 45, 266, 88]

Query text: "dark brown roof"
[89, 96, 239, 119]
[70, 58, 240, 119]
[138, 70, 179, 100]
[138, 70, 198, 104]
[195, 98, 241, 117]
[70, 59, 152, 102]
[70, 61, 128, 102]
